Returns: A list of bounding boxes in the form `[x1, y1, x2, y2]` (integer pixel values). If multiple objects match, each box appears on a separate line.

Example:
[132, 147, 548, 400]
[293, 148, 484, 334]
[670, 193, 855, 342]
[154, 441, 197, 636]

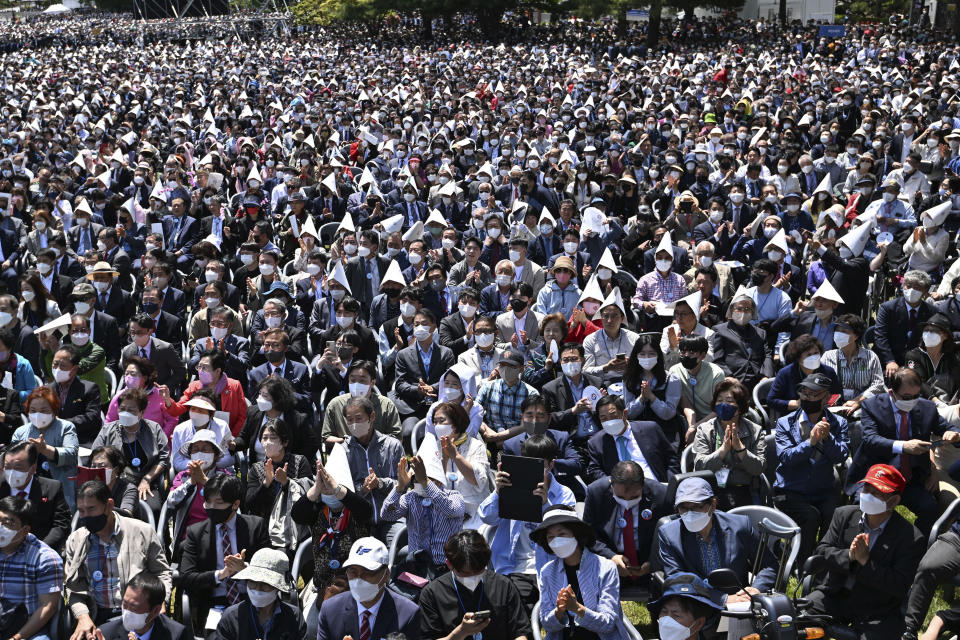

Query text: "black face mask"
[265, 350, 285, 364]
[510, 298, 528, 313]
[141, 302, 159, 314]
[337, 346, 354, 361]
[680, 354, 699, 370]
[750, 272, 768, 286]
[509, 176, 520, 184]
[800, 398, 823, 415]
[80, 513, 108, 534]
[679, 201, 693, 213]
[384, 288, 402, 299]
[205, 505, 234, 524]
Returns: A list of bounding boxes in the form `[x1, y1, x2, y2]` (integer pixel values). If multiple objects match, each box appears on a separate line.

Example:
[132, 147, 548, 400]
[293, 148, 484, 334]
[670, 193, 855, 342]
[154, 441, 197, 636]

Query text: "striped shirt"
[381, 482, 464, 565]
[86, 523, 121, 610]
[0, 534, 64, 614]
[475, 379, 538, 432]
[821, 347, 886, 401]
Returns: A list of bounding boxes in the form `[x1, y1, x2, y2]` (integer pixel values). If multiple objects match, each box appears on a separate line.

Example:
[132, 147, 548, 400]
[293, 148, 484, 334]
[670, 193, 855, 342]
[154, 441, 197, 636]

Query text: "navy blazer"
[247, 358, 310, 407]
[583, 475, 668, 563]
[390, 200, 427, 230]
[161, 214, 200, 253]
[394, 343, 455, 409]
[585, 420, 678, 484]
[503, 428, 582, 477]
[159, 285, 188, 319]
[874, 298, 937, 366]
[658, 510, 777, 593]
[317, 589, 421, 640]
[190, 334, 250, 382]
[99, 614, 190, 640]
[846, 394, 956, 493]
[479, 282, 509, 318]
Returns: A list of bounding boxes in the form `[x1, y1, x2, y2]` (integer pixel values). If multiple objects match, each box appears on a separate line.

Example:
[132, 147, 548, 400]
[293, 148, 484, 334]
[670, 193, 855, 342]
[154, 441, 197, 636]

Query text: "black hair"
[130, 312, 156, 331]
[346, 360, 377, 381]
[611, 461, 646, 486]
[77, 480, 111, 505]
[594, 395, 625, 423]
[336, 296, 362, 315]
[520, 433, 559, 461]
[444, 529, 491, 572]
[127, 572, 167, 608]
[199, 348, 227, 372]
[205, 473, 242, 504]
[0, 496, 32, 529]
[5, 441, 37, 465]
[679, 334, 709, 355]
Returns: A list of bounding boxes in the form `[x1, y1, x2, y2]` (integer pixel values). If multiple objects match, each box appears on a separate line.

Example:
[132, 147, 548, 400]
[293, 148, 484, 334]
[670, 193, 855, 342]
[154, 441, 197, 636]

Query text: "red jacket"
[167, 377, 247, 436]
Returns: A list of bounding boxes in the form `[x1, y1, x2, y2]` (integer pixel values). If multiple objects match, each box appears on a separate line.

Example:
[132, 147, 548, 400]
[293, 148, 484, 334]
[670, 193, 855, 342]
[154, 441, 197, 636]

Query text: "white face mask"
[118, 411, 139, 427]
[349, 576, 383, 604]
[460, 304, 477, 318]
[838, 246, 853, 259]
[413, 325, 432, 341]
[895, 397, 919, 412]
[656, 259, 672, 273]
[189, 411, 210, 427]
[729, 192, 744, 204]
[256, 396, 273, 412]
[408, 252, 423, 265]
[336, 315, 354, 328]
[434, 422, 454, 439]
[121, 608, 150, 633]
[882, 192, 896, 203]
[246, 587, 277, 609]
[637, 356, 658, 370]
[210, 326, 229, 341]
[548, 536, 579, 558]
[258, 264, 275, 276]
[265, 316, 283, 329]
[732, 311, 751, 326]
[441, 238, 456, 250]
[922, 331, 943, 348]
[681, 509, 712, 533]
[240, 254, 255, 266]
[191, 452, 215, 468]
[613, 494, 642, 510]
[349, 382, 370, 397]
[903, 288, 922, 304]
[509, 249, 522, 263]
[0, 312, 11, 327]
[71, 332, 90, 346]
[767, 250, 784, 261]
[658, 615, 693, 640]
[601, 418, 625, 437]
[476, 333, 495, 348]
[833, 332, 852, 349]
[802, 354, 821, 370]
[53, 367, 72, 383]
[357, 246, 371, 258]
[3, 469, 29, 489]
[859, 491, 888, 515]
[346, 420, 371, 439]
[563, 241, 578, 254]
[36, 262, 52, 275]
[487, 227, 501, 239]
[456, 573, 483, 590]
[561, 361, 582, 377]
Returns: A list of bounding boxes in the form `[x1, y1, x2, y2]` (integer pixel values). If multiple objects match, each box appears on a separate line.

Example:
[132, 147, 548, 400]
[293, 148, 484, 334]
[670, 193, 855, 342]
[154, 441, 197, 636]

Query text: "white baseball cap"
[343, 537, 388, 571]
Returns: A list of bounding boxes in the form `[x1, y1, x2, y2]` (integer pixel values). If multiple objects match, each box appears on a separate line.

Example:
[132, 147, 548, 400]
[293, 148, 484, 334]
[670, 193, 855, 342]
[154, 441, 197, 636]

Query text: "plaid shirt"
[475, 379, 538, 431]
[0, 534, 64, 614]
[633, 270, 687, 307]
[381, 482, 464, 564]
[821, 347, 886, 401]
[86, 523, 121, 610]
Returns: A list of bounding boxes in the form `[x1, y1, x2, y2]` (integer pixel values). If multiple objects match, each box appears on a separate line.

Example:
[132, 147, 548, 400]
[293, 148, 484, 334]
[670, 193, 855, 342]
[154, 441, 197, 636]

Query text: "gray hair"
[904, 270, 932, 290]
[263, 298, 287, 315]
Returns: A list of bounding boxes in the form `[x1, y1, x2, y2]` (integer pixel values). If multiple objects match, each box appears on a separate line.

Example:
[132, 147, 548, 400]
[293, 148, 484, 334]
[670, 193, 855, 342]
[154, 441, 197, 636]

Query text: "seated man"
[543, 342, 602, 456]
[321, 360, 401, 444]
[808, 464, 924, 640]
[649, 572, 723, 640]
[846, 366, 959, 534]
[502, 396, 582, 494]
[583, 460, 669, 585]
[393, 308, 455, 442]
[0, 495, 64, 640]
[586, 395, 677, 484]
[475, 349, 539, 443]
[316, 537, 421, 640]
[96, 572, 189, 640]
[66, 480, 172, 636]
[774, 373, 850, 562]
[44, 345, 101, 445]
[419, 530, 531, 640]
[178, 473, 270, 629]
[479, 433, 576, 611]
[669, 335, 726, 443]
[0, 441, 71, 552]
[658, 477, 776, 602]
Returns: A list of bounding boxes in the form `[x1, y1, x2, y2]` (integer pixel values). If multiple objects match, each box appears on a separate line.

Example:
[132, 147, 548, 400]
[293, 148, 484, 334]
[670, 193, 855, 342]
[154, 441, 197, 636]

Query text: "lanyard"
[451, 572, 484, 615]
[600, 330, 622, 361]
[247, 601, 272, 640]
[423, 500, 435, 553]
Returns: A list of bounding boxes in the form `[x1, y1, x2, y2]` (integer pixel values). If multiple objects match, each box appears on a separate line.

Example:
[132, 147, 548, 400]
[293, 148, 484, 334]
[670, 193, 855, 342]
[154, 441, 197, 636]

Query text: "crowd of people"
[0, 8, 959, 640]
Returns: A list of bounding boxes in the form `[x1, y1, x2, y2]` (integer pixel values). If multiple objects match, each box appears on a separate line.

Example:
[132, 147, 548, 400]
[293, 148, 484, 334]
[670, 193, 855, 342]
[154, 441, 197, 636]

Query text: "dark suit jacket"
[47, 377, 101, 444]
[585, 420, 677, 484]
[122, 338, 186, 394]
[67, 223, 103, 257]
[503, 428, 582, 477]
[874, 298, 937, 366]
[90, 310, 122, 372]
[102, 245, 132, 283]
[394, 343, 455, 412]
[234, 406, 318, 465]
[96, 284, 136, 331]
[542, 374, 604, 435]
[819, 248, 870, 317]
[249, 326, 308, 368]
[56, 254, 84, 280]
[190, 334, 250, 382]
[692, 221, 734, 258]
[390, 200, 427, 230]
[192, 281, 241, 312]
[316, 324, 377, 365]
[0, 476, 71, 551]
[812, 505, 924, 621]
[159, 286, 188, 319]
[46, 273, 75, 309]
[178, 514, 270, 619]
[13, 322, 40, 378]
[725, 203, 757, 235]
[847, 395, 955, 493]
[438, 312, 473, 358]
[151, 310, 186, 346]
[161, 214, 200, 253]
[249, 308, 308, 336]
[317, 589, 421, 640]
[247, 359, 310, 408]
[710, 321, 774, 389]
[345, 255, 394, 310]
[659, 510, 777, 592]
[100, 614, 190, 640]
[214, 600, 306, 640]
[479, 283, 509, 318]
[583, 476, 668, 563]
[642, 244, 690, 275]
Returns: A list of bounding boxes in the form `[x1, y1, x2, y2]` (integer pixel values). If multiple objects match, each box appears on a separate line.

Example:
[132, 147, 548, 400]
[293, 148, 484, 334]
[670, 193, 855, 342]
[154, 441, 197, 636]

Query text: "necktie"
[407, 203, 415, 225]
[359, 611, 371, 640]
[139, 348, 147, 358]
[898, 410, 912, 482]
[617, 436, 632, 461]
[16, 490, 25, 498]
[220, 525, 241, 604]
[99, 294, 106, 309]
[909, 309, 917, 328]
[622, 508, 639, 567]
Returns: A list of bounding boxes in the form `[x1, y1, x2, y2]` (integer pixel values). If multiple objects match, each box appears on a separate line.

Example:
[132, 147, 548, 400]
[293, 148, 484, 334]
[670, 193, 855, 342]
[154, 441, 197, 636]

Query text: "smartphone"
[326, 340, 336, 353]
[472, 611, 492, 621]
[616, 352, 627, 360]
[929, 439, 952, 449]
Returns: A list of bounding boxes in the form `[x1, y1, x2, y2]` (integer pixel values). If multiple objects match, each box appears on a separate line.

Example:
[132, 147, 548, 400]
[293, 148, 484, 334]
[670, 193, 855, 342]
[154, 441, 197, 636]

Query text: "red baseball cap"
[859, 464, 906, 494]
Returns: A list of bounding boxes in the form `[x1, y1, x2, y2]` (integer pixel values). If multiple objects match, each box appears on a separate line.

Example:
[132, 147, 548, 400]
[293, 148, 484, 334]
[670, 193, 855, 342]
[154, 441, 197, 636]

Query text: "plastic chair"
[387, 525, 409, 579]
[104, 368, 118, 399]
[138, 499, 157, 530]
[680, 445, 696, 473]
[664, 470, 717, 508]
[728, 504, 801, 592]
[291, 535, 313, 585]
[752, 377, 774, 429]
[318, 222, 340, 247]
[409, 418, 426, 455]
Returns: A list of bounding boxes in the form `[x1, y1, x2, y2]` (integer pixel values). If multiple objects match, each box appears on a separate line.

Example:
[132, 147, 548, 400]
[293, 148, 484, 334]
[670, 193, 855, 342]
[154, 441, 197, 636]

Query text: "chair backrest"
[319, 222, 340, 248]
[387, 525, 409, 577]
[762, 432, 778, 484]
[929, 497, 960, 548]
[410, 418, 426, 455]
[752, 377, 774, 429]
[680, 445, 696, 474]
[728, 504, 801, 591]
[648, 513, 680, 574]
[665, 470, 717, 508]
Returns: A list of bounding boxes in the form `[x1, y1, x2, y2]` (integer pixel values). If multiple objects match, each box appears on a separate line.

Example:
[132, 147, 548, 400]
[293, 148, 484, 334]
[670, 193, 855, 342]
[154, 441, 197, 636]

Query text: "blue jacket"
[8, 353, 37, 402]
[774, 409, 849, 497]
[658, 510, 777, 594]
[317, 589, 421, 640]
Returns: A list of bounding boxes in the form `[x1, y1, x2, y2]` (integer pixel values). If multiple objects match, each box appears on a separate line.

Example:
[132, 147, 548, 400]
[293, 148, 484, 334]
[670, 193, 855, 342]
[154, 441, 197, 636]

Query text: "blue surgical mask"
[715, 403, 737, 422]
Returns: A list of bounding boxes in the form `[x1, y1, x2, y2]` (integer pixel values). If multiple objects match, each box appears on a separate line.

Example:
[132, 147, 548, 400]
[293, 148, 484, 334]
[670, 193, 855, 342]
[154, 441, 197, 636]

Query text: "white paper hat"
[657, 289, 702, 321]
[402, 221, 424, 243]
[597, 247, 618, 273]
[329, 261, 352, 294]
[577, 274, 605, 305]
[380, 260, 406, 288]
[425, 209, 448, 228]
[764, 228, 789, 253]
[336, 211, 356, 234]
[655, 232, 674, 258]
[593, 286, 625, 320]
[921, 201, 951, 227]
[381, 213, 404, 235]
[838, 219, 873, 257]
[811, 278, 845, 305]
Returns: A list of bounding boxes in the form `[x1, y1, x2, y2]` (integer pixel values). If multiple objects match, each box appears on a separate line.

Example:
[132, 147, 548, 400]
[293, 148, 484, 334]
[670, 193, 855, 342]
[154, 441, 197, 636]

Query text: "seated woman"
[820, 313, 885, 419]
[660, 292, 714, 369]
[0, 327, 37, 402]
[18, 271, 60, 330]
[291, 451, 373, 605]
[244, 418, 313, 550]
[91, 387, 170, 512]
[420, 401, 490, 529]
[166, 429, 233, 546]
[530, 505, 633, 640]
[11, 386, 79, 510]
[235, 376, 316, 465]
[649, 572, 723, 640]
[105, 356, 178, 438]
[904, 313, 960, 406]
[567, 279, 603, 344]
[767, 334, 841, 423]
[170, 393, 235, 473]
[622, 334, 683, 445]
[691, 378, 766, 509]
[87, 445, 138, 518]
[161, 348, 247, 437]
[710, 290, 774, 390]
[524, 312, 569, 388]
[40, 313, 109, 403]
[425, 365, 484, 440]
